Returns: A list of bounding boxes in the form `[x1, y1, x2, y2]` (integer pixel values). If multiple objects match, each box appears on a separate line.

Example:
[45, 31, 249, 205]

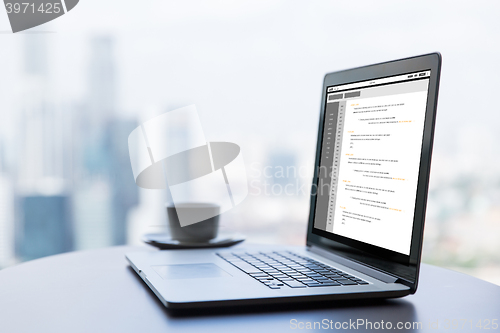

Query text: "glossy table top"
[0, 245, 498, 332]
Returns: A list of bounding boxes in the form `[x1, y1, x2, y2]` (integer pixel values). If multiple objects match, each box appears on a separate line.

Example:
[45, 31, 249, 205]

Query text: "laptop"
[126, 53, 441, 309]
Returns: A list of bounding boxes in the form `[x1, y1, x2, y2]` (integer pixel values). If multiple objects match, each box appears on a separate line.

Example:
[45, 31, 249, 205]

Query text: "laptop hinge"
[308, 245, 399, 283]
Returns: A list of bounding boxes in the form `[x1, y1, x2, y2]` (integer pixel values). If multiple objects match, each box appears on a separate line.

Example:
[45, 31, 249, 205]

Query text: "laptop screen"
[313, 71, 431, 257]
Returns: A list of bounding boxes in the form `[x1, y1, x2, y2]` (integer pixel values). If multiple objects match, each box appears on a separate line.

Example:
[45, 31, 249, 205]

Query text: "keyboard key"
[254, 265, 270, 269]
[283, 280, 306, 288]
[263, 270, 279, 274]
[263, 279, 280, 284]
[270, 274, 287, 279]
[272, 265, 287, 269]
[324, 274, 341, 278]
[300, 278, 316, 282]
[319, 282, 341, 286]
[314, 276, 329, 280]
[231, 262, 262, 274]
[260, 259, 275, 263]
[314, 270, 330, 274]
[256, 276, 273, 280]
[278, 278, 294, 281]
[336, 279, 357, 285]
[302, 280, 320, 285]
[250, 273, 269, 278]
[305, 273, 322, 277]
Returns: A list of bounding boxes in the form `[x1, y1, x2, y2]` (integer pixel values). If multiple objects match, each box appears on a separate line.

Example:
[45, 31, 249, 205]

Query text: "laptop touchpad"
[152, 264, 231, 280]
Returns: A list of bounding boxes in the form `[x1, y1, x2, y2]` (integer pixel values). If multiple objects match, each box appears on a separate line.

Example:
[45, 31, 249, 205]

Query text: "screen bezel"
[306, 53, 441, 293]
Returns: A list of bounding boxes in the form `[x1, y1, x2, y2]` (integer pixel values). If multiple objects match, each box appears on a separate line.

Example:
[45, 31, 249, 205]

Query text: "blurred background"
[0, 1, 499, 285]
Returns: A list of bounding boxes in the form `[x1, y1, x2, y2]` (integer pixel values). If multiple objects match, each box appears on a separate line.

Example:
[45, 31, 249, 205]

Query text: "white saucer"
[143, 233, 245, 249]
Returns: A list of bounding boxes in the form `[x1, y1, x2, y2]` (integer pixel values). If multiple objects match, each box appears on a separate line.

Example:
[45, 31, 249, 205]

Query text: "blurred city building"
[19, 195, 72, 261]
[0, 173, 15, 268]
[72, 36, 138, 249]
[15, 34, 74, 261]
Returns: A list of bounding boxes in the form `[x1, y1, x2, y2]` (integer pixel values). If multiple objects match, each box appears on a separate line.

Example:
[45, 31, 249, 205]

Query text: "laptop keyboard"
[217, 251, 369, 290]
